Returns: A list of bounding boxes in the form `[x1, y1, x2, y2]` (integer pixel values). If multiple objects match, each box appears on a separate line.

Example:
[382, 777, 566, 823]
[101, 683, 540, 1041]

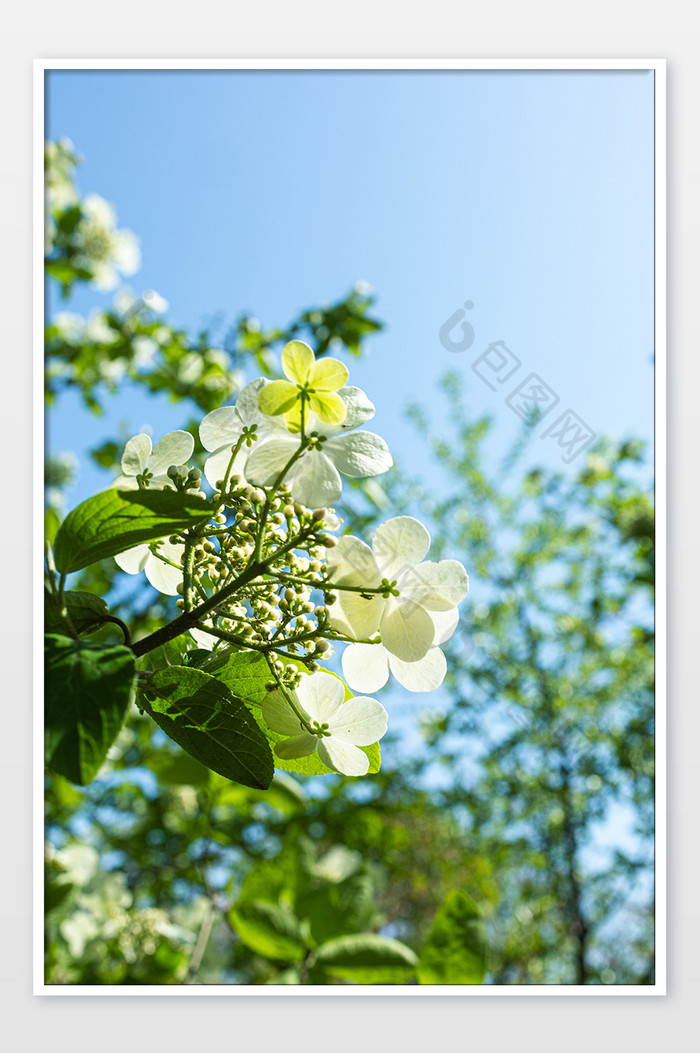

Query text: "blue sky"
[47, 68, 655, 507]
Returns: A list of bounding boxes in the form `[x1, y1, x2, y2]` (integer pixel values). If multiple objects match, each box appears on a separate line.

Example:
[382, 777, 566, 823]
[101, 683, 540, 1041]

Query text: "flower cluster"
[113, 341, 469, 776]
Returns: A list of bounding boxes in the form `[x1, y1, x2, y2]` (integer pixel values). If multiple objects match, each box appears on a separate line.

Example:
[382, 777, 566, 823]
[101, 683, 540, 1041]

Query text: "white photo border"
[34, 57, 666, 997]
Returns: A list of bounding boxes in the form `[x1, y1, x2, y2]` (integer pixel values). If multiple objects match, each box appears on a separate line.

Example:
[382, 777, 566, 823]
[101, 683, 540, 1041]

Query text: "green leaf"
[53, 487, 215, 574]
[202, 648, 381, 776]
[45, 634, 136, 785]
[416, 889, 487, 985]
[296, 867, 375, 946]
[137, 665, 274, 790]
[45, 507, 61, 546]
[229, 900, 307, 962]
[147, 751, 211, 786]
[314, 933, 417, 984]
[45, 588, 110, 636]
[45, 258, 79, 287]
[138, 636, 197, 673]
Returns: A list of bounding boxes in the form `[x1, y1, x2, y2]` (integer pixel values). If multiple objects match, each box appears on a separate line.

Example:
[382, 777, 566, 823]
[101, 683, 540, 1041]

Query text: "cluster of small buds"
[165, 464, 204, 495]
[168, 468, 346, 666]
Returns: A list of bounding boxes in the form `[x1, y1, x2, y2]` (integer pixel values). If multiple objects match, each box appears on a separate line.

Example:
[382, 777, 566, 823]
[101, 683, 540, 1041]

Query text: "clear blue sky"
[47, 68, 655, 507]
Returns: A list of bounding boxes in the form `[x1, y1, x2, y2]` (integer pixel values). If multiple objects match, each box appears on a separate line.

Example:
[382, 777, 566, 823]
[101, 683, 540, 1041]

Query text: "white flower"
[132, 335, 159, 370]
[199, 379, 282, 490]
[142, 289, 169, 313]
[341, 608, 458, 693]
[86, 310, 117, 344]
[326, 515, 469, 662]
[53, 312, 85, 341]
[114, 538, 184, 595]
[74, 194, 141, 292]
[113, 430, 195, 491]
[244, 386, 392, 508]
[262, 671, 388, 777]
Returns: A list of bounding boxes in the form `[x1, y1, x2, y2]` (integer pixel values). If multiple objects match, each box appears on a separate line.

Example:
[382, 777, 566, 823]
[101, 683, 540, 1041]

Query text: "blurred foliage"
[43, 142, 655, 986]
[385, 373, 655, 984]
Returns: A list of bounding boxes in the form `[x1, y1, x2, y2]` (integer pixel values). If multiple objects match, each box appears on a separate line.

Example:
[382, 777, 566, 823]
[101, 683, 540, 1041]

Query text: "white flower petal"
[289, 451, 342, 508]
[112, 474, 139, 491]
[330, 591, 384, 642]
[121, 434, 152, 476]
[262, 689, 310, 736]
[245, 437, 300, 487]
[114, 544, 150, 574]
[145, 552, 182, 595]
[199, 406, 242, 453]
[189, 627, 217, 649]
[430, 608, 460, 645]
[336, 386, 376, 430]
[379, 596, 435, 662]
[326, 536, 384, 640]
[388, 647, 447, 692]
[324, 431, 392, 479]
[147, 472, 176, 491]
[233, 378, 266, 422]
[275, 734, 319, 760]
[203, 444, 249, 490]
[296, 671, 345, 721]
[318, 738, 370, 777]
[327, 696, 388, 746]
[372, 516, 431, 581]
[326, 535, 379, 582]
[341, 643, 390, 693]
[148, 430, 195, 475]
[401, 559, 470, 611]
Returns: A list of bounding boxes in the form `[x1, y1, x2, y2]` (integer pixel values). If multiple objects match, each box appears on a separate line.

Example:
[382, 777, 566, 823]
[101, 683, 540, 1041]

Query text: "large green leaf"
[45, 634, 136, 785]
[53, 487, 214, 574]
[45, 588, 110, 636]
[137, 665, 274, 790]
[229, 901, 307, 962]
[416, 889, 487, 985]
[201, 648, 381, 776]
[314, 933, 417, 984]
[296, 867, 375, 946]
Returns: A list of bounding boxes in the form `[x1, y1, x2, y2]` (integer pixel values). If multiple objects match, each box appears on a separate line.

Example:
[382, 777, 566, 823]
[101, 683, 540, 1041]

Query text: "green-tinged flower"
[262, 671, 387, 777]
[327, 516, 469, 663]
[112, 430, 195, 491]
[258, 340, 349, 429]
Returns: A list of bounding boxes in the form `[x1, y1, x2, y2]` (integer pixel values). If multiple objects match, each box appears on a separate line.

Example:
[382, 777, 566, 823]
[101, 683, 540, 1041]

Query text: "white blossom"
[113, 430, 194, 491]
[244, 386, 392, 508]
[341, 608, 459, 693]
[199, 379, 282, 489]
[327, 516, 469, 662]
[262, 671, 387, 777]
[114, 539, 184, 595]
[73, 194, 141, 292]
